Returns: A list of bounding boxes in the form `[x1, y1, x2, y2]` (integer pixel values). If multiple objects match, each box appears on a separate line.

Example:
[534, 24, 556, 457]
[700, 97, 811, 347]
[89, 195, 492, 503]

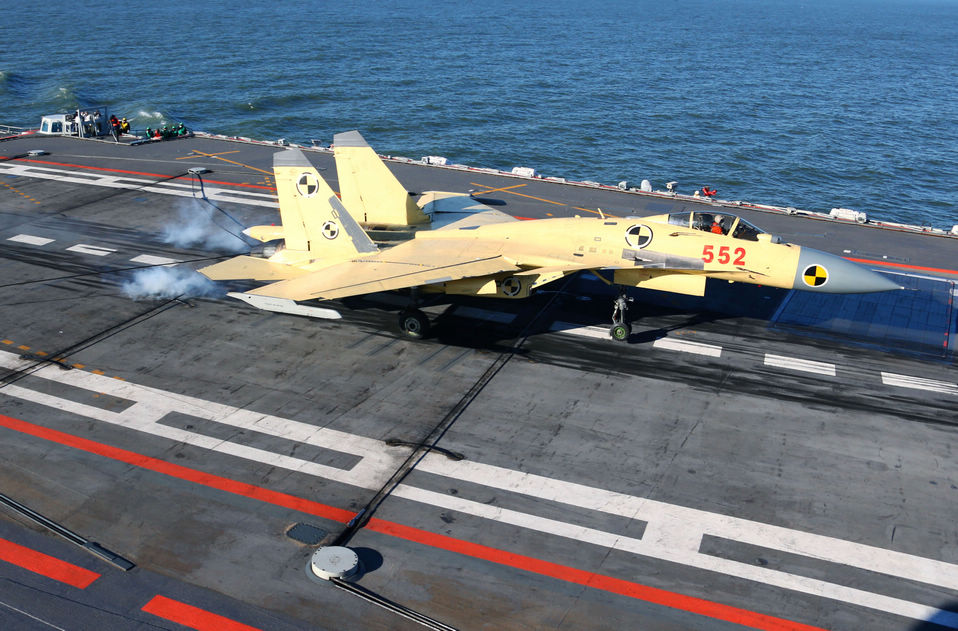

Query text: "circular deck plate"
[309, 546, 360, 580]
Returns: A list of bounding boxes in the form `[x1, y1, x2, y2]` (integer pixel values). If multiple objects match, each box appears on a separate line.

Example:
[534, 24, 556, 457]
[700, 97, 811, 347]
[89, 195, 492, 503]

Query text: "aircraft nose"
[793, 248, 903, 293]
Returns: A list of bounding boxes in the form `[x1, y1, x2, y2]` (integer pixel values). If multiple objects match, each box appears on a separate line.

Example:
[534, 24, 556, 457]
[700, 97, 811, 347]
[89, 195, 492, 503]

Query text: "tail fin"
[333, 130, 430, 227]
[271, 148, 378, 264]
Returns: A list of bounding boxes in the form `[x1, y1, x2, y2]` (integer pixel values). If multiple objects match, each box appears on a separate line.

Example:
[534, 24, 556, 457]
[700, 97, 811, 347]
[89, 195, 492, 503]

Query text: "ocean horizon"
[2, 0, 956, 229]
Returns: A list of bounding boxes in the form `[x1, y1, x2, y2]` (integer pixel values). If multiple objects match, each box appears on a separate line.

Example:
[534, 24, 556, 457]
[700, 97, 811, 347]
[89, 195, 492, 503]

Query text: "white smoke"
[121, 266, 222, 300]
[162, 200, 248, 252]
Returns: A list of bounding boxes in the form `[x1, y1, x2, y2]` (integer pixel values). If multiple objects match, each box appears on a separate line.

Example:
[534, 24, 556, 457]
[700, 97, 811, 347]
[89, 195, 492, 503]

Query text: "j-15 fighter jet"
[199, 138, 901, 341]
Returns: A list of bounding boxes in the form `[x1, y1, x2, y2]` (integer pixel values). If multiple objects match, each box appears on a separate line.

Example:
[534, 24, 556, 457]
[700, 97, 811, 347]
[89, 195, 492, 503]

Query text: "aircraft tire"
[399, 309, 430, 339]
[610, 322, 631, 342]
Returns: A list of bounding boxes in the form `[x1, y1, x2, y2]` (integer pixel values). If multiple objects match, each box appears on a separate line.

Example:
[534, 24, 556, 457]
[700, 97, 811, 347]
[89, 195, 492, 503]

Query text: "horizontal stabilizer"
[198, 256, 308, 281]
[435, 208, 520, 230]
[226, 292, 341, 319]
[243, 225, 285, 242]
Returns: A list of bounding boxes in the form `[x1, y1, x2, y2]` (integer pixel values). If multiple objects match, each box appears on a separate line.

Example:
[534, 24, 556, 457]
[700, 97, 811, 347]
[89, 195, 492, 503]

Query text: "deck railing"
[0, 124, 28, 136]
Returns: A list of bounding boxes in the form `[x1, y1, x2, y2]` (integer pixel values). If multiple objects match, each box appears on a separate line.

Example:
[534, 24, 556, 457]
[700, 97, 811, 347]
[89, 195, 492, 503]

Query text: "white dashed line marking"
[764, 354, 837, 376]
[453, 306, 516, 324]
[130, 254, 180, 266]
[65, 244, 116, 256]
[653, 337, 723, 358]
[2, 347, 958, 626]
[7, 234, 54, 246]
[881, 372, 958, 395]
[0, 162, 278, 208]
[551, 322, 610, 339]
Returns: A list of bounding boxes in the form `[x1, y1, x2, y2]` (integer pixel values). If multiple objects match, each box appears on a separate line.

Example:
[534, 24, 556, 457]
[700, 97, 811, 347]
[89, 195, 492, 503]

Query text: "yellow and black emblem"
[625, 224, 653, 249]
[296, 172, 319, 198]
[802, 264, 828, 287]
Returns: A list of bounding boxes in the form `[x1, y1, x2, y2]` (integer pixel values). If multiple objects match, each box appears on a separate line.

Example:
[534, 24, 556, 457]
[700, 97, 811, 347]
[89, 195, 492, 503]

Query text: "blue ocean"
[2, 0, 956, 228]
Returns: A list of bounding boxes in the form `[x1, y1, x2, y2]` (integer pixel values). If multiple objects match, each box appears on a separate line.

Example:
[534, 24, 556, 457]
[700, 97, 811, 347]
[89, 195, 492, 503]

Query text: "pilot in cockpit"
[710, 215, 726, 235]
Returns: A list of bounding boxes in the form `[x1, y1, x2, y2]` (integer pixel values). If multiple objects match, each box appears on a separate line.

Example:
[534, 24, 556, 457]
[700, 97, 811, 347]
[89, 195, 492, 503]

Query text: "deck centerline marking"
[0, 349, 956, 628]
[0, 412, 824, 631]
[129, 254, 180, 266]
[452, 306, 517, 324]
[653, 337, 723, 357]
[764, 354, 837, 376]
[880, 372, 958, 395]
[7, 234, 54, 246]
[65, 244, 116, 256]
[142, 595, 262, 631]
[0, 537, 100, 588]
[550, 321, 610, 339]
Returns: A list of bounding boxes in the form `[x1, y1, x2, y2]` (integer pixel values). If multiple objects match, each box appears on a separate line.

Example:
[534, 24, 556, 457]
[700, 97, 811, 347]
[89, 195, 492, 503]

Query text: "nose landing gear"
[610, 291, 632, 342]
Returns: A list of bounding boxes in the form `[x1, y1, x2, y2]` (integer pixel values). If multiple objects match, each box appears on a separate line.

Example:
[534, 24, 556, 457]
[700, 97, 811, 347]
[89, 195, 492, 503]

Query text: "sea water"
[1, 0, 956, 228]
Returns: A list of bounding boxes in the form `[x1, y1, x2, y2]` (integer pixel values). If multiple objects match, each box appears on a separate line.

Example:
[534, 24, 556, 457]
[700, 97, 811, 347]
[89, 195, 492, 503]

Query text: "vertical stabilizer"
[272, 149, 378, 263]
[333, 130, 430, 226]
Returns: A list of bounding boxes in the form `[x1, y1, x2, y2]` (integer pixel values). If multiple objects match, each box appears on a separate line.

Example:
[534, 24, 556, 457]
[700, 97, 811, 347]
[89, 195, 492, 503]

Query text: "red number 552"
[702, 245, 746, 265]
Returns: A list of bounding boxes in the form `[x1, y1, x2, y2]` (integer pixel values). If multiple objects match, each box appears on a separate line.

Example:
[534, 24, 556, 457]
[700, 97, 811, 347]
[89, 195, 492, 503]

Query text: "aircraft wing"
[199, 256, 309, 281]
[246, 239, 520, 301]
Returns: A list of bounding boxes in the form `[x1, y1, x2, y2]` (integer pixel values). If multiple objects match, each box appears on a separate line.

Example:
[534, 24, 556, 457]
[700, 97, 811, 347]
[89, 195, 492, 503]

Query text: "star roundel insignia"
[321, 220, 340, 240]
[296, 172, 319, 198]
[625, 224, 654, 249]
[803, 264, 828, 287]
[501, 276, 522, 297]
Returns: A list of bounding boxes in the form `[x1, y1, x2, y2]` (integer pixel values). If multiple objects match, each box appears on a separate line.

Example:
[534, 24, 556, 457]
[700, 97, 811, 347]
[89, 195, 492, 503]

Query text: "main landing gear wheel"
[610, 322, 632, 341]
[399, 309, 430, 339]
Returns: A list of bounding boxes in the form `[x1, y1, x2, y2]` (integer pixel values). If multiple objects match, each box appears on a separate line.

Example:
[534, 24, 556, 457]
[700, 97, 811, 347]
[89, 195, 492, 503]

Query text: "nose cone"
[793, 248, 903, 294]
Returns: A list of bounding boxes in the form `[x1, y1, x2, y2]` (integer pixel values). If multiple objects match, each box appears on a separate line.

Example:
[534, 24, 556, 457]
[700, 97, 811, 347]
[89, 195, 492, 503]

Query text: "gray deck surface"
[0, 134, 956, 630]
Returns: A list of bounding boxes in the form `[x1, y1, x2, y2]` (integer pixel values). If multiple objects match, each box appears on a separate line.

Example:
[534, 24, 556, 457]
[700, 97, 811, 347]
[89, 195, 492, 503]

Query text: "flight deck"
[0, 133, 956, 631]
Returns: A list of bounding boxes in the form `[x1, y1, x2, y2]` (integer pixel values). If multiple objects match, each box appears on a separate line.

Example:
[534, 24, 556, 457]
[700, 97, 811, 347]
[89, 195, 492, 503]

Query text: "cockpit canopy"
[667, 211, 767, 241]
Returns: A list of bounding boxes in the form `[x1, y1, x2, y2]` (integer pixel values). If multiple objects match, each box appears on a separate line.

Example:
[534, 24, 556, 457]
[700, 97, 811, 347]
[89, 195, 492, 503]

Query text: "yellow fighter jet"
[199, 145, 901, 341]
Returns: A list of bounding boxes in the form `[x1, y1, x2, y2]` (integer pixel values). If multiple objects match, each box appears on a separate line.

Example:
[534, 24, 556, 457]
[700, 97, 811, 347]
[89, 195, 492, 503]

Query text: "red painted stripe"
[0, 414, 354, 524]
[0, 537, 100, 588]
[16, 158, 275, 191]
[0, 413, 825, 631]
[367, 519, 823, 631]
[844, 256, 958, 277]
[142, 595, 262, 631]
